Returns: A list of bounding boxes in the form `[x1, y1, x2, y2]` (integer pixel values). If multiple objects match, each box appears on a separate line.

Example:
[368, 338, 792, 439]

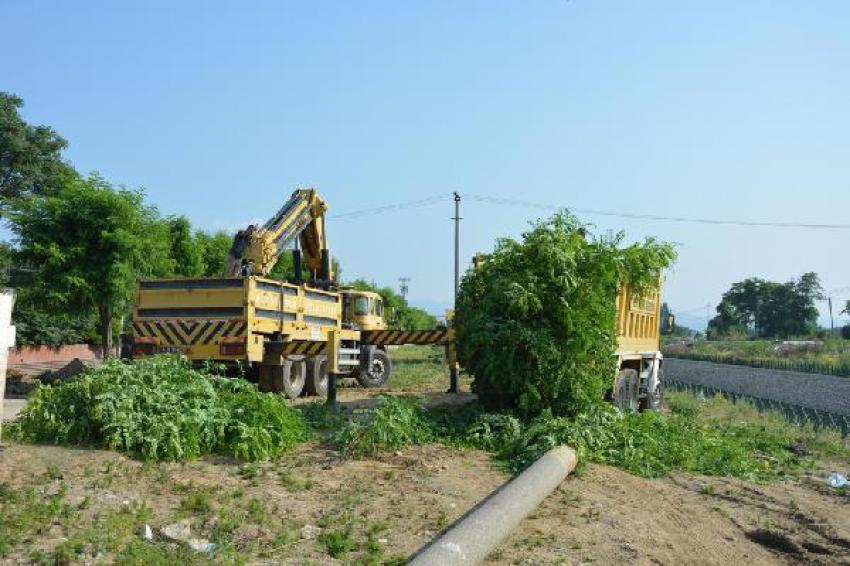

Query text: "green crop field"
[664, 339, 850, 377]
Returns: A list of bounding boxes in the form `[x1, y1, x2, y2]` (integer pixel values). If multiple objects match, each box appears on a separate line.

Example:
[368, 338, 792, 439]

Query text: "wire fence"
[666, 378, 850, 437]
[665, 352, 850, 378]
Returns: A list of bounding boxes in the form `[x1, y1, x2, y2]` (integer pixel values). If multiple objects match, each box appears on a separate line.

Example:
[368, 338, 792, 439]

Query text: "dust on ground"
[0, 441, 506, 564]
[491, 464, 850, 565]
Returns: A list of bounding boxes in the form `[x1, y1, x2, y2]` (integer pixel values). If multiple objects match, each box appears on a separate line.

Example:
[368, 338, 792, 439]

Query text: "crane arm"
[226, 188, 331, 282]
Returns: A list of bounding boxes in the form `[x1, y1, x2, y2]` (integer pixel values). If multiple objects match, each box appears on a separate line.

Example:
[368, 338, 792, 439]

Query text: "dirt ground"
[1, 440, 848, 564]
[2, 347, 849, 564]
[0, 441, 507, 564]
[492, 465, 850, 565]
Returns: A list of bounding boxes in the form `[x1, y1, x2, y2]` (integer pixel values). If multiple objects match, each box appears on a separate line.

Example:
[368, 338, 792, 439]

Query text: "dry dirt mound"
[490, 464, 850, 565]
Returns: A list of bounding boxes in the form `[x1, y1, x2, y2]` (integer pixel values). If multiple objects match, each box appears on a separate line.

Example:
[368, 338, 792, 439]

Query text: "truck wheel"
[306, 355, 328, 396]
[640, 365, 664, 412]
[258, 365, 277, 392]
[356, 349, 392, 388]
[613, 369, 639, 413]
[281, 359, 306, 399]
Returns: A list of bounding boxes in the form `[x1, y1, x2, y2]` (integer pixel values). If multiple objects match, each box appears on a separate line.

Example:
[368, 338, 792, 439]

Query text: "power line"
[329, 191, 850, 230]
[329, 194, 452, 220]
[463, 194, 850, 230]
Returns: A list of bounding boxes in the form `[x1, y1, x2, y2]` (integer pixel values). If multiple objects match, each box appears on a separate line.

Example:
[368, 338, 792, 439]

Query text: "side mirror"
[665, 314, 675, 335]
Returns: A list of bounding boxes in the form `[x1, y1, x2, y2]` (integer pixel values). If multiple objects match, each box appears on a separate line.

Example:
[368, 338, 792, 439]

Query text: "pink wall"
[7, 344, 102, 367]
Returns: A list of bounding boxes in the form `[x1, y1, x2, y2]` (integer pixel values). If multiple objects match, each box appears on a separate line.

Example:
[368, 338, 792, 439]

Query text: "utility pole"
[453, 192, 461, 303]
[448, 192, 461, 394]
[399, 277, 410, 304]
[828, 296, 834, 336]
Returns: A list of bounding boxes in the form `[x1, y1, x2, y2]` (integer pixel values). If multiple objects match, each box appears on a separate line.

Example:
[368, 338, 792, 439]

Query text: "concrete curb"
[409, 445, 577, 565]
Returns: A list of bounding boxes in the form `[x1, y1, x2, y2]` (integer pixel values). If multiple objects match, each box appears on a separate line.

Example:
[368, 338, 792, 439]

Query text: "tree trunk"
[99, 303, 112, 359]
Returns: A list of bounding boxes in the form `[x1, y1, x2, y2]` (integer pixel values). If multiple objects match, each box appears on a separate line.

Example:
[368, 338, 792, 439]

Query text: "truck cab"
[340, 289, 386, 331]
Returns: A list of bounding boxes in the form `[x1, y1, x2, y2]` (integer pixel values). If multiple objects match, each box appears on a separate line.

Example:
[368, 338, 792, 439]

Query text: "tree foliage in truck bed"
[454, 212, 676, 418]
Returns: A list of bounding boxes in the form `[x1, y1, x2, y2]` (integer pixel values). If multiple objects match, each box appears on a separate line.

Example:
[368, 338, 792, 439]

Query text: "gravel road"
[664, 358, 850, 416]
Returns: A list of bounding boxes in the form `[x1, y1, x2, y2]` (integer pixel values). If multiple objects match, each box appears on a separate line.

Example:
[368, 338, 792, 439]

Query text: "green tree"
[0, 92, 75, 212]
[195, 230, 233, 276]
[7, 174, 171, 355]
[708, 273, 823, 339]
[454, 212, 676, 418]
[166, 216, 204, 277]
[0, 241, 12, 287]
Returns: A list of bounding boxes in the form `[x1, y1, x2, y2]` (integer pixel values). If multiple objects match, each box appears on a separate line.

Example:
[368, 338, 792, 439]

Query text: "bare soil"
[1, 438, 848, 564]
[491, 464, 850, 565]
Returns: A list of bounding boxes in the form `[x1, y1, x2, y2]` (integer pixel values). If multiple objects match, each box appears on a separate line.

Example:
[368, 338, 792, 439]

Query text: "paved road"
[665, 358, 850, 416]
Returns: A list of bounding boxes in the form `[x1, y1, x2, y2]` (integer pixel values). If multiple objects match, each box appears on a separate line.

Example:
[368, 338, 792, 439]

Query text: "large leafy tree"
[166, 216, 204, 277]
[0, 92, 75, 212]
[708, 272, 823, 338]
[0, 241, 12, 287]
[454, 212, 676, 418]
[8, 174, 171, 355]
[195, 229, 233, 276]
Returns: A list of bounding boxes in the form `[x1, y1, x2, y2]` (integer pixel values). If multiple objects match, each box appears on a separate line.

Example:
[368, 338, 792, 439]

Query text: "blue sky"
[2, 1, 848, 328]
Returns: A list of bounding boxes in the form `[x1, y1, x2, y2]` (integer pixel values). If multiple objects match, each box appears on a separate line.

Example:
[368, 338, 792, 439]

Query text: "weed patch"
[9, 356, 307, 461]
[335, 396, 432, 457]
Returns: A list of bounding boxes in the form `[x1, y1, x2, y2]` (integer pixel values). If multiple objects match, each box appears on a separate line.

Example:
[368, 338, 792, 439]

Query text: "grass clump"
[334, 396, 431, 457]
[332, 389, 837, 483]
[9, 356, 306, 461]
[500, 405, 803, 480]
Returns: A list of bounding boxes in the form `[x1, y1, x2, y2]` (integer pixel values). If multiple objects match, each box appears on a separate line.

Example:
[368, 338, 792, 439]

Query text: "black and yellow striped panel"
[279, 341, 327, 355]
[361, 329, 450, 346]
[132, 319, 247, 345]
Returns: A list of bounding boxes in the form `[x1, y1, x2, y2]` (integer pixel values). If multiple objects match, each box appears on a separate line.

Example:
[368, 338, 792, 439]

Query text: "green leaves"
[455, 211, 676, 418]
[708, 273, 824, 338]
[9, 356, 306, 462]
[334, 396, 432, 457]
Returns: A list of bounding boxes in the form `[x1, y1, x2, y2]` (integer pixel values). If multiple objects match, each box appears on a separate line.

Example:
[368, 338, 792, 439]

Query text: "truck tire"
[258, 365, 277, 392]
[356, 349, 392, 388]
[640, 365, 664, 412]
[613, 369, 639, 413]
[281, 359, 306, 399]
[306, 355, 328, 396]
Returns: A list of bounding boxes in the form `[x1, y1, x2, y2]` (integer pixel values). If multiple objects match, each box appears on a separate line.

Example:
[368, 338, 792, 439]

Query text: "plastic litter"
[827, 472, 847, 488]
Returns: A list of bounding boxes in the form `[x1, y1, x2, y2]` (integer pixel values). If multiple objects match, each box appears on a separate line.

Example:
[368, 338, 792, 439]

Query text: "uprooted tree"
[454, 212, 676, 418]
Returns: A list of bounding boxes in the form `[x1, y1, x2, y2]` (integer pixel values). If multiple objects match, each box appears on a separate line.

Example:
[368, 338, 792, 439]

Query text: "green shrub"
[463, 413, 522, 451]
[334, 396, 431, 457]
[9, 356, 306, 461]
[455, 212, 675, 418]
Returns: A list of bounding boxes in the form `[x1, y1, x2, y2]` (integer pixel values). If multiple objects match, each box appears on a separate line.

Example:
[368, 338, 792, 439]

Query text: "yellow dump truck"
[612, 283, 669, 411]
[131, 188, 452, 398]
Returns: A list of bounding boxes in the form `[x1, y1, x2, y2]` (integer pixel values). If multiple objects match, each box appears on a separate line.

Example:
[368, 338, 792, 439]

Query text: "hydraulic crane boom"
[225, 188, 333, 286]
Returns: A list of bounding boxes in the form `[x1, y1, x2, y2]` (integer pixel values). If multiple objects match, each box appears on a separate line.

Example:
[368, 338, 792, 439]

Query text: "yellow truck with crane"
[131, 188, 451, 398]
[132, 186, 667, 410]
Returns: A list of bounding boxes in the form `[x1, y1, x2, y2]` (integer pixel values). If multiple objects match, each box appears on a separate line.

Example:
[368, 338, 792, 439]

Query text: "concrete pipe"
[409, 445, 577, 565]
